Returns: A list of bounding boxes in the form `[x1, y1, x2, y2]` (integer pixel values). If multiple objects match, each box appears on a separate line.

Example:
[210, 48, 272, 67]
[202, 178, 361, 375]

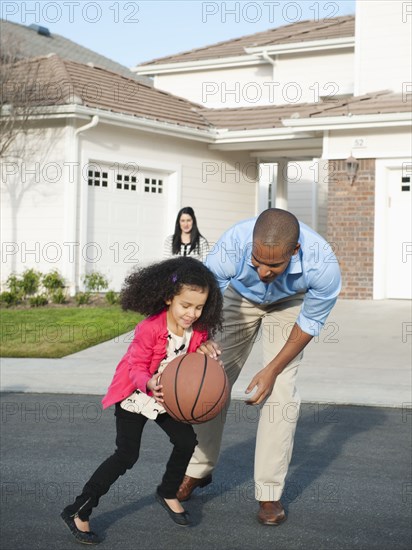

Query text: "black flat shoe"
[61, 508, 102, 544]
[155, 493, 191, 526]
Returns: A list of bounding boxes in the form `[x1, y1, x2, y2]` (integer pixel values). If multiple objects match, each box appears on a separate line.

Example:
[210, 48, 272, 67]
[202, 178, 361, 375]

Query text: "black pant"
[65, 403, 197, 520]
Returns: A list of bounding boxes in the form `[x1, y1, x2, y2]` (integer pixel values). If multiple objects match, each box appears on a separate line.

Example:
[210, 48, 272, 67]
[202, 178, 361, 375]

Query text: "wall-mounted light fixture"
[345, 155, 359, 185]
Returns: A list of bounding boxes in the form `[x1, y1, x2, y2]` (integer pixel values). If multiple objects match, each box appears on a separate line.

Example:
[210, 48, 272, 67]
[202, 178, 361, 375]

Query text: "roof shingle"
[198, 92, 411, 130]
[1, 55, 213, 130]
[139, 15, 355, 66]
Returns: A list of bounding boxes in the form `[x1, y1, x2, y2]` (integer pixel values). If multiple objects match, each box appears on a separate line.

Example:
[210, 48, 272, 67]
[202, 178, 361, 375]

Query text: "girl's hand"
[146, 374, 164, 403]
[196, 340, 222, 361]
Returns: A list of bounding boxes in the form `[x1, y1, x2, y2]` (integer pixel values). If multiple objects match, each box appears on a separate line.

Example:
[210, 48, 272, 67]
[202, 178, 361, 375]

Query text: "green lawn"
[0, 306, 143, 358]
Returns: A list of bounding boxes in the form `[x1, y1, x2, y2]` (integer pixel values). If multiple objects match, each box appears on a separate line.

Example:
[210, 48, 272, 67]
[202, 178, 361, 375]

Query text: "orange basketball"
[159, 353, 229, 424]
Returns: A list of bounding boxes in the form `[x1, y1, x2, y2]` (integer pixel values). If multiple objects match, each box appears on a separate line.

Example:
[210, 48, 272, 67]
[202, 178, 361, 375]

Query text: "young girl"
[164, 206, 210, 262]
[61, 257, 223, 544]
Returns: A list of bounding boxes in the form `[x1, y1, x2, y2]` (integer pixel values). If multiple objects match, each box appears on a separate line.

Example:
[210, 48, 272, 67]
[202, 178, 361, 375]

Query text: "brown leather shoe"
[176, 474, 212, 502]
[257, 501, 286, 526]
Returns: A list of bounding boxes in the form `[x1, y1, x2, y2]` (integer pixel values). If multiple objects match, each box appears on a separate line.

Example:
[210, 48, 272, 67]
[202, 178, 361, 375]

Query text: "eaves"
[133, 54, 266, 75]
[282, 112, 412, 131]
[4, 104, 218, 143]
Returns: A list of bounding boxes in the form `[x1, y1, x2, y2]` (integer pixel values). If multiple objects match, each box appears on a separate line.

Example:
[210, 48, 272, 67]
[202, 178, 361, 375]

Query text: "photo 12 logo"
[201, 2, 341, 24]
[1, 2, 140, 24]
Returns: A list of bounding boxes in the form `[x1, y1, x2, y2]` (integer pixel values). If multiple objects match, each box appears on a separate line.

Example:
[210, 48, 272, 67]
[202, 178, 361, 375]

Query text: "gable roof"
[139, 15, 354, 67]
[0, 18, 151, 85]
[1, 55, 213, 131]
[2, 55, 409, 137]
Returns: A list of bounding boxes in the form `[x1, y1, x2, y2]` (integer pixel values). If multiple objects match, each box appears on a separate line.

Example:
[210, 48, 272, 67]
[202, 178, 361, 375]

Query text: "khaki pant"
[187, 285, 304, 501]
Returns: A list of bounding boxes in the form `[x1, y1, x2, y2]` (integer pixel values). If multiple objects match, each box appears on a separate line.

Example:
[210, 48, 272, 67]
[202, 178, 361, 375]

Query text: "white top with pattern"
[120, 327, 193, 419]
[163, 235, 209, 263]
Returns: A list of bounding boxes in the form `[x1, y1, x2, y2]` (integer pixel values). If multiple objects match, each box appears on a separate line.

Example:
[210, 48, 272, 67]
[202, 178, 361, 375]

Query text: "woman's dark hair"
[172, 206, 204, 255]
[121, 257, 223, 336]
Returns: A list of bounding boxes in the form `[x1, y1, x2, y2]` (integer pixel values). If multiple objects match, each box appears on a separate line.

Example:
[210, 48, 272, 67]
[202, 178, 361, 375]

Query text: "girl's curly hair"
[120, 257, 223, 336]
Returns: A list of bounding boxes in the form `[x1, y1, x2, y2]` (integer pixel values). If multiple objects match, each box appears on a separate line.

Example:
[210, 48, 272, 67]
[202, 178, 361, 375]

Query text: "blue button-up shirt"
[205, 217, 341, 336]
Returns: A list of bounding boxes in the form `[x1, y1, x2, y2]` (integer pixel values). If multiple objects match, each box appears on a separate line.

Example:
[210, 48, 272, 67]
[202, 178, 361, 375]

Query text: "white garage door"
[386, 167, 412, 299]
[86, 164, 168, 291]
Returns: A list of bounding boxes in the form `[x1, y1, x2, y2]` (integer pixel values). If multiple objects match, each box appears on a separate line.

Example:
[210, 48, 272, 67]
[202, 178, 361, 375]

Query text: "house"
[0, 55, 257, 294]
[1, 1, 411, 300]
[133, 1, 412, 300]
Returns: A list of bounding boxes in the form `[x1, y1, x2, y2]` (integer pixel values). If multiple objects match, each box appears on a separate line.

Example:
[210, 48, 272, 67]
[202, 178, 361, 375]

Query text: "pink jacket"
[102, 309, 208, 409]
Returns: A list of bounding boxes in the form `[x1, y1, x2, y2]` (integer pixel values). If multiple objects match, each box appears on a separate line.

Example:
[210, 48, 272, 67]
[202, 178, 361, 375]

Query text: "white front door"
[386, 167, 412, 299]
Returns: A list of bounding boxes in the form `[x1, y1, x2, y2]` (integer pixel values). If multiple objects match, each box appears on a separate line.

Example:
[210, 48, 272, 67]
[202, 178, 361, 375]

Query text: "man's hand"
[196, 340, 222, 361]
[245, 367, 278, 405]
[245, 323, 313, 405]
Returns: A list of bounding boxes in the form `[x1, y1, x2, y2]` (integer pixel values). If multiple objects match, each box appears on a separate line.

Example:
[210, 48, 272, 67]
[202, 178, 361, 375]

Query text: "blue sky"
[2, 0, 356, 67]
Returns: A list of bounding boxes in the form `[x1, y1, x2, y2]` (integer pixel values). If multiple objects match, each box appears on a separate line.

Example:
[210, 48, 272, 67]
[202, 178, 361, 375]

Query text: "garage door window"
[116, 173, 138, 191]
[88, 170, 108, 187]
[144, 177, 163, 194]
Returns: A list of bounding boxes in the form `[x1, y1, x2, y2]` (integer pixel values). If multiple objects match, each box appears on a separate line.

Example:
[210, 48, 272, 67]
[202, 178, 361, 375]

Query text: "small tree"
[42, 270, 65, 293]
[21, 268, 41, 297]
[42, 270, 66, 304]
[83, 272, 109, 293]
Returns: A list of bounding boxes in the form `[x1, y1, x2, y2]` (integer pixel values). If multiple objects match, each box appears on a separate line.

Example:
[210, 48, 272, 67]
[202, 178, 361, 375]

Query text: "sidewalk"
[1, 299, 411, 407]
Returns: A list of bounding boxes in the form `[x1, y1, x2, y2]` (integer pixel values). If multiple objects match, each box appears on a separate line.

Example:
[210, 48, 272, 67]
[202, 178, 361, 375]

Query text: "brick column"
[327, 159, 375, 299]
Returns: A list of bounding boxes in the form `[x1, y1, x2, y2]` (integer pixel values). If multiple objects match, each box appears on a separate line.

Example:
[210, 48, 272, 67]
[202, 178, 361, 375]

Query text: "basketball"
[159, 353, 229, 424]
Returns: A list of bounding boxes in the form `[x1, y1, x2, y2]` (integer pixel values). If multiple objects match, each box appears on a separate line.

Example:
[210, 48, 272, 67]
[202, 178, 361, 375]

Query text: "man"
[177, 208, 341, 525]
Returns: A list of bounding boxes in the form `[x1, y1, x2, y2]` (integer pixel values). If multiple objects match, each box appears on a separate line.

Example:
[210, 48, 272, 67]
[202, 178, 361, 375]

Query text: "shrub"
[0, 291, 20, 307]
[105, 290, 119, 305]
[75, 291, 91, 306]
[51, 289, 66, 304]
[6, 274, 24, 297]
[21, 269, 42, 297]
[42, 270, 65, 293]
[83, 272, 109, 293]
[29, 294, 48, 307]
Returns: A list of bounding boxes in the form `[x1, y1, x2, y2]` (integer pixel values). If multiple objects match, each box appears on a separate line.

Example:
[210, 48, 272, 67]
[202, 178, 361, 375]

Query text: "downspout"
[66, 115, 99, 296]
[261, 50, 277, 79]
[260, 52, 278, 210]
[75, 115, 99, 138]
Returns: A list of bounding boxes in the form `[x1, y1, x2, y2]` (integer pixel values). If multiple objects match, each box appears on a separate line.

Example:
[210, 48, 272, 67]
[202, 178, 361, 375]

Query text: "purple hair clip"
[171, 274, 178, 284]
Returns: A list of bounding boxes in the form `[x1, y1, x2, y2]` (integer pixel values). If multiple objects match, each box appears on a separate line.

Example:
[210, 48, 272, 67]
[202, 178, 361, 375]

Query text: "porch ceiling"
[209, 136, 323, 160]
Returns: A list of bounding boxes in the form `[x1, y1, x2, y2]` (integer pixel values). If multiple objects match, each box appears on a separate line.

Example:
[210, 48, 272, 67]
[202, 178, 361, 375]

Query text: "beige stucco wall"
[153, 49, 354, 108]
[354, 0, 412, 95]
[1, 122, 70, 283]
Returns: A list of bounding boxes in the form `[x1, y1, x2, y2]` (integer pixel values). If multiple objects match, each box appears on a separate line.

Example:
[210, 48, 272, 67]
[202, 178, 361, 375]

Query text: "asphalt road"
[1, 393, 411, 550]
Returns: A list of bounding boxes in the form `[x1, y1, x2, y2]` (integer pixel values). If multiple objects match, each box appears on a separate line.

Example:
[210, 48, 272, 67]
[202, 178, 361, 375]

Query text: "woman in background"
[164, 206, 209, 262]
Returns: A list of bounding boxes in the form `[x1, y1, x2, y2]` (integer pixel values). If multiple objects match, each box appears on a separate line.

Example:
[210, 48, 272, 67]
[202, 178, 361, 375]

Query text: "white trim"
[4, 105, 410, 152]
[373, 159, 387, 299]
[353, 10, 363, 97]
[245, 37, 355, 55]
[282, 112, 412, 131]
[10, 105, 217, 143]
[373, 158, 410, 299]
[250, 148, 322, 160]
[322, 130, 330, 159]
[133, 54, 265, 75]
[311, 160, 318, 231]
[213, 128, 316, 143]
[63, 115, 100, 295]
[63, 121, 77, 296]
